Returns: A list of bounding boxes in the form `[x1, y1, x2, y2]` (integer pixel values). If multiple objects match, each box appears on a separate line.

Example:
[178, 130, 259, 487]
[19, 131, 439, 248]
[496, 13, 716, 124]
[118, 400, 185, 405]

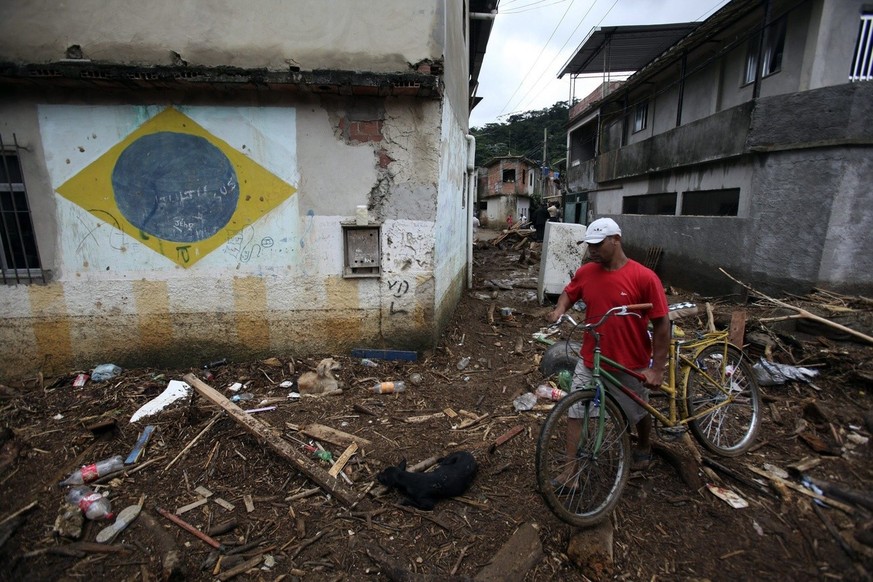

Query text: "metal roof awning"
[559, 22, 700, 78]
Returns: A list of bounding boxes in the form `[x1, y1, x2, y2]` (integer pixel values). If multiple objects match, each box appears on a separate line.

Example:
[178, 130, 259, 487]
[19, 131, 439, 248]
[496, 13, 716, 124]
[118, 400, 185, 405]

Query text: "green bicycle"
[535, 303, 762, 527]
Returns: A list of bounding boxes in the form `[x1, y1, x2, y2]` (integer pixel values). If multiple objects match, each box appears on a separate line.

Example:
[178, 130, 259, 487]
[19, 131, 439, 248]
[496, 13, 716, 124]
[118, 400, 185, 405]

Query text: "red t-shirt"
[563, 259, 668, 370]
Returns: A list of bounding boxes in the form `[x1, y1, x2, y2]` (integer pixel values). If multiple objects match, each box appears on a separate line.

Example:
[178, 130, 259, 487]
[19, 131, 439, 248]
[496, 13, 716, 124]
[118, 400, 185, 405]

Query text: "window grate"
[0, 134, 45, 285]
[850, 13, 873, 82]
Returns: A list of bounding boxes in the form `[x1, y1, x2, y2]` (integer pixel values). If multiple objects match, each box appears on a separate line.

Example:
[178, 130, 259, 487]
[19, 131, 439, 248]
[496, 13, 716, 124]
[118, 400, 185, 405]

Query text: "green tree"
[471, 101, 569, 171]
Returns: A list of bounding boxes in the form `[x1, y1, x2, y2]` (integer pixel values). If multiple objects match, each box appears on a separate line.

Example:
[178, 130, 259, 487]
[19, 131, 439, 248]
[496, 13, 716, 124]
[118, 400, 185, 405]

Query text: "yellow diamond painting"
[56, 108, 296, 267]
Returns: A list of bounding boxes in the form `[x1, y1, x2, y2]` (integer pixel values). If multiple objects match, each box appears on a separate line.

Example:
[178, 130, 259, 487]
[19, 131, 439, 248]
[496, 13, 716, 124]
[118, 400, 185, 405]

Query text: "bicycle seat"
[668, 302, 698, 321]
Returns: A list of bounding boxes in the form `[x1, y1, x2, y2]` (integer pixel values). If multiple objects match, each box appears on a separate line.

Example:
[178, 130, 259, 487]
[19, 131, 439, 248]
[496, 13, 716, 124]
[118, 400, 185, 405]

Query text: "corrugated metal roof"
[558, 23, 700, 78]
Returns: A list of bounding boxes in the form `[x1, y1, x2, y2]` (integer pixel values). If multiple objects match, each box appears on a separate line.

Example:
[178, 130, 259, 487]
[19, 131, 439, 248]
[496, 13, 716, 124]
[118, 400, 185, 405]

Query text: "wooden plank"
[729, 309, 747, 348]
[300, 423, 373, 448]
[183, 373, 360, 507]
[175, 497, 208, 515]
[746, 465, 854, 514]
[328, 442, 358, 478]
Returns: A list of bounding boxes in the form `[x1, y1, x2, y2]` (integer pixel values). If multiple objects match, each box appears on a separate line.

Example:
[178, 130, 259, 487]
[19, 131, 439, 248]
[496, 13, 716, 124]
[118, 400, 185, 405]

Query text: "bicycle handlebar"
[551, 303, 653, 330]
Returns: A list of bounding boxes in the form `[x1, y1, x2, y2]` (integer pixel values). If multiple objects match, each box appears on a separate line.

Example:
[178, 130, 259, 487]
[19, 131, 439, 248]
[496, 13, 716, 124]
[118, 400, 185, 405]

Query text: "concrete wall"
[0, 1, 442, 75]
[0, 1, 478, 379]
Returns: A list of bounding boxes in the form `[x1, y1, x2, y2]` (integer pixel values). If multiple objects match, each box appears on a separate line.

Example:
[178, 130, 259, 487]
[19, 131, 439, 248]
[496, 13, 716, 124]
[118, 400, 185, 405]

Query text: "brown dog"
[297, 358, 342, 395]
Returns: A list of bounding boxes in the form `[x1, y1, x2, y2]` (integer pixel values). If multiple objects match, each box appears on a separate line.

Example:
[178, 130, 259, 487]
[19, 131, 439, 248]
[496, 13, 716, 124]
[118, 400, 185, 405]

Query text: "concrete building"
[0, 0, 498, 378]
[477, 155, 537, 227]
[561, 0, 873, 295]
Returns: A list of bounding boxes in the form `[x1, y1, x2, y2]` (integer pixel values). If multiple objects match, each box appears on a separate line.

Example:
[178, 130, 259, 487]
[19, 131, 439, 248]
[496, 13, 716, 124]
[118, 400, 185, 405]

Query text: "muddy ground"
[1, 229, 872, 582]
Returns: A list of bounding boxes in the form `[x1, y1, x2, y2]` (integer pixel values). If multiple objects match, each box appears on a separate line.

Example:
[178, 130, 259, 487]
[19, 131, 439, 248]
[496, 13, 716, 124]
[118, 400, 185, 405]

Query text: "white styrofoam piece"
[130, 380, 191, 423]
[538, 222, 588, 303]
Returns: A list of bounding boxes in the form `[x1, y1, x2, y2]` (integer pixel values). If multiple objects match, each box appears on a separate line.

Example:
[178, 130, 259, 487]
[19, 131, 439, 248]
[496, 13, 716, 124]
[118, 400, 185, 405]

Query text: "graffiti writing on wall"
[387, 278, 411, 314]
[56, 108, 297, 267]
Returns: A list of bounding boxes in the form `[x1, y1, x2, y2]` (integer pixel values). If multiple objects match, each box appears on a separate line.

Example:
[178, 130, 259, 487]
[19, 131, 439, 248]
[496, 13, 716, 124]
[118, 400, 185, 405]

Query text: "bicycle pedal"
[660, 426, 687, 439]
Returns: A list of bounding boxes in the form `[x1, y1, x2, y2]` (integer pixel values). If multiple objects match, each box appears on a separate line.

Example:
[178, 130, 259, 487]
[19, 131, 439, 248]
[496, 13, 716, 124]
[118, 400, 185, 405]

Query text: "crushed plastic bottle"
[535, 384, 568, 401]
[360, 358, 379, 368]
[513, 392, 537, 412]
[230, 392, 254, 403]
[456, 357, 471, 370]
[372, 381, 406, 394]
[91, 364, 123, 382]
[66, 486, 114, 520]
[60, 455, 124, 486]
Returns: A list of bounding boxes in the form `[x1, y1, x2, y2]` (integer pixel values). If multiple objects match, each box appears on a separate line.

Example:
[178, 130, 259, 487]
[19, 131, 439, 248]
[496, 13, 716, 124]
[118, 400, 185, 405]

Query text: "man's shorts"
[570, 360, 649, 425]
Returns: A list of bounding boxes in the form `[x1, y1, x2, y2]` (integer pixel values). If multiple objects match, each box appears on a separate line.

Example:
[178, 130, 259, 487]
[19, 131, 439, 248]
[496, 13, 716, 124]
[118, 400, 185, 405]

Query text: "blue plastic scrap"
[125, 425, 155, 465]
[350, 348, 418, 362]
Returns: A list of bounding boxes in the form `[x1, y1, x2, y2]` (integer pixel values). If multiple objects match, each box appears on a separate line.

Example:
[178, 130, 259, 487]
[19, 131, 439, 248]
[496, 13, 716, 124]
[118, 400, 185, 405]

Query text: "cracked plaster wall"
[0, 1, 444, 74]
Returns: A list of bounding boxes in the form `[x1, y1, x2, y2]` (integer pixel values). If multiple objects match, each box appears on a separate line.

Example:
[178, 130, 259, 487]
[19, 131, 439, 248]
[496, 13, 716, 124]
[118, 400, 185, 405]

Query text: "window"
[850, 11, 873, 81]
[502, 169, 516, 183]
[681, 188, 740, 216]
[633, 101, 648, 133]
[622, 193, 676, 215]
[744, 17, 787, 85]
[1, 135, 43, 284]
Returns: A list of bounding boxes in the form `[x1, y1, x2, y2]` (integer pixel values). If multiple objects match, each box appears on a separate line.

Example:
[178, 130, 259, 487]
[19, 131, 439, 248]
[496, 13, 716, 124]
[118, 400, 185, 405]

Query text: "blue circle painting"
[112, 132, 239, 242]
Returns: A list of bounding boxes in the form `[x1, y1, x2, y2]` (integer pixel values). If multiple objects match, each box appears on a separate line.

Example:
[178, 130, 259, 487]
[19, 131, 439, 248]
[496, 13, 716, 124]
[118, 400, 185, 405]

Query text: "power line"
[495, 0, 577, 118]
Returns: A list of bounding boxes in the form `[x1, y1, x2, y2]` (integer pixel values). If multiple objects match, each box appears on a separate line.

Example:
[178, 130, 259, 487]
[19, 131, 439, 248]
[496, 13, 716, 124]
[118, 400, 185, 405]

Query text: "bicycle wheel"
[686, 344, 761, 456]
[535, 389, 631, 528]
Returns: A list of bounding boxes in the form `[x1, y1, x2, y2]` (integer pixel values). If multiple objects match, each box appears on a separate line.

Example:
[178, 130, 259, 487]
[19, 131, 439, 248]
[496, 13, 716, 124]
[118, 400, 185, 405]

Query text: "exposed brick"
[377, 149, 393, 168]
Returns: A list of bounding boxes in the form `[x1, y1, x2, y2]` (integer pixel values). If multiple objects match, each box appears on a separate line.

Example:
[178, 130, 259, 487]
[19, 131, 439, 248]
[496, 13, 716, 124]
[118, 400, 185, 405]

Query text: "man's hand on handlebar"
[546, 309, 564, 324]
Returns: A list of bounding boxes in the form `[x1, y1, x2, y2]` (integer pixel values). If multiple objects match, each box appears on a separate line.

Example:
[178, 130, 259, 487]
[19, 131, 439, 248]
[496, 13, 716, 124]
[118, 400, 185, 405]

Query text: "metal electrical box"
[342, 225, 381, 278]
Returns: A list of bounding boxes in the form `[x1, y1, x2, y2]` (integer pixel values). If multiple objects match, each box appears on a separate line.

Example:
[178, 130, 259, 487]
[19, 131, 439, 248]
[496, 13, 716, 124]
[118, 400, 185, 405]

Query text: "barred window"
[1, 135, 44, 284]
[850, 12, 873, 81]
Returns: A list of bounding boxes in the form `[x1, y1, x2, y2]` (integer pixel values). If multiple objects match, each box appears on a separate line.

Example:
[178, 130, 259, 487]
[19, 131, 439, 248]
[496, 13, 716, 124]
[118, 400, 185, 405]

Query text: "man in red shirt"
[547, 217, 669, 472]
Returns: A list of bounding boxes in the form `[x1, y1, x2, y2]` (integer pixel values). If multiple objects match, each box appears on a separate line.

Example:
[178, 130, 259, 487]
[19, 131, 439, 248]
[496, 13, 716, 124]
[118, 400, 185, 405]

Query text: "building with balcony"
[561, 0, 873, 294]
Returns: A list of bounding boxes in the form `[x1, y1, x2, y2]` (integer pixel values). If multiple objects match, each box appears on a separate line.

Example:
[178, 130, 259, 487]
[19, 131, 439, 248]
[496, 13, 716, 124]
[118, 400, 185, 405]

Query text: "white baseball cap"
[583, 217, 622, 243]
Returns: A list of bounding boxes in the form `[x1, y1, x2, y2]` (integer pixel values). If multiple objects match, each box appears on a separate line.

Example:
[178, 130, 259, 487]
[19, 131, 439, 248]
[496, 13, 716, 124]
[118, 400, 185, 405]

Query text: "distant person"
[548, 204, 558, 222]
[472, 215, 480, 242]
[533, 205, 550, 242]
[506, 214, 514, 230]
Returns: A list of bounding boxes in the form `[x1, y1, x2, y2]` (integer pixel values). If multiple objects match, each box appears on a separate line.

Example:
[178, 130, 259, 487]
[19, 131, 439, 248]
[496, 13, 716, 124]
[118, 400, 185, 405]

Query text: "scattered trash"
[409, 373, 423, 386]
[228, 382, 243, 392]
[372, 381, 406, 394]
[557, 370, 572, 390]
[513, 392, 537, 412]
[535, 384, 567, 401]
[53, 413, 63, 420]
[752, 520, 764, 536]
[54, 502, 84, 539]
[360, 358, 379, 368]
[125, 425, 155, 464]
[457, 357, 471, 370]
[847, 432, 869, 445]
[60, 454, 124, 486]
[91, 364, 122, 382]
[706, 483, 748, 508]
[73, 374, 89, 387]
[129, 380, 191, 423]
[279, 380, 295, 388]
[287, 391, 301, 400]
[243, 406, 276, 414]
[96, 502, 142, 543]
[753, 358, 820, 386]
[230, 392, 254, 403]
[500, 307, 513, 318]
[66, 486, 114, 520]
[202, 358, 228, 369]
[572, 300, 586, 311]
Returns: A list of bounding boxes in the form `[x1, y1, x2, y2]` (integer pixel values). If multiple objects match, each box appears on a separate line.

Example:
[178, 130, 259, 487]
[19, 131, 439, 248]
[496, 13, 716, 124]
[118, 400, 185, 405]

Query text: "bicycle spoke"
[686, 344, 761, 456]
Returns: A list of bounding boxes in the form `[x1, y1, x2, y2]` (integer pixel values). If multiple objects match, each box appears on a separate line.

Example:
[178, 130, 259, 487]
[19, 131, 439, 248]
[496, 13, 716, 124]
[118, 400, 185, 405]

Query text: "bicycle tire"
[535, 389, 631, 528]
[686, 344, 762, 456]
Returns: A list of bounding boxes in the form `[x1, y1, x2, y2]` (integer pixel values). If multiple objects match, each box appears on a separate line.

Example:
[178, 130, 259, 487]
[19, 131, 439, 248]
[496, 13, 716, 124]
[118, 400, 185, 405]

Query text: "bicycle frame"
[587, 329, 742, 430]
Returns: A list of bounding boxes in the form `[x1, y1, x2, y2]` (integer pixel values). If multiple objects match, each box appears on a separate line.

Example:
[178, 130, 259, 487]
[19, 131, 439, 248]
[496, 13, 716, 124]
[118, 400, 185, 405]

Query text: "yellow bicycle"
[536, 303, 762, 527]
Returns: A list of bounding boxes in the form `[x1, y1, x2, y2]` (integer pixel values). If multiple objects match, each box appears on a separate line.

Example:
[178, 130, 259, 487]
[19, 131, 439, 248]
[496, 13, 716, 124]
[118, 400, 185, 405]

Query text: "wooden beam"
[183, 373, 360, 507]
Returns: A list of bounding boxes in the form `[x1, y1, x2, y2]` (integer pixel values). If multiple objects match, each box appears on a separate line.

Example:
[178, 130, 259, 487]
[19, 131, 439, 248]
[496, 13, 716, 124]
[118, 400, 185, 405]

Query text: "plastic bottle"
[66, 486, 114, 520]
[456, 357, 471, 370]
[230, 392, 254, 403]
[91, 364, 123, 382]
[372, 381, 406, 394]
[60, 455, 125, 485]
[535, 384, 568, 401]
[360, 358, 378, 368]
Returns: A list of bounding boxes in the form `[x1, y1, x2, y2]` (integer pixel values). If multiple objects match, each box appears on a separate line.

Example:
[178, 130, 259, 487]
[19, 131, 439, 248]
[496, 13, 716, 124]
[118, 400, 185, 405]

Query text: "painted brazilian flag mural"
[54, 107, 297, 267]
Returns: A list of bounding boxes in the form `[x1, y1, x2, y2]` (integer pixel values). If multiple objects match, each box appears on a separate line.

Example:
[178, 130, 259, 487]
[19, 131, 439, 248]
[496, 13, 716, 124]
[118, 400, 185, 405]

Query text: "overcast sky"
[470, 0, 731, 128]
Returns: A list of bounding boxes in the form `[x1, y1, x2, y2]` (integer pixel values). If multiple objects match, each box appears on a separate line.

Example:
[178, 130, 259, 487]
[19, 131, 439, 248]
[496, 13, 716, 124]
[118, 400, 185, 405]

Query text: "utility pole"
[542, 128, 548, 198]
